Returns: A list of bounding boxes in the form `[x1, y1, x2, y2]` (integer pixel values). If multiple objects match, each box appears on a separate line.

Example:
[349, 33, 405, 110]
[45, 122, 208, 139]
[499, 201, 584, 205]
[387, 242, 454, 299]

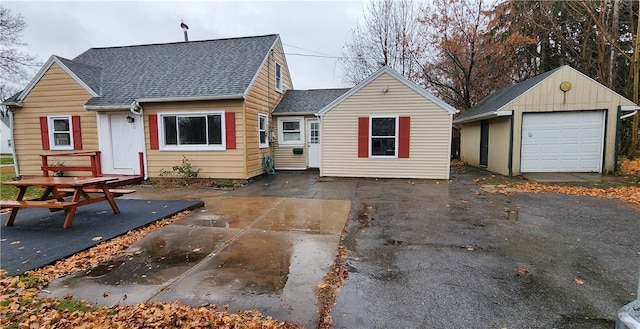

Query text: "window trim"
[48, 115, 74, 151]
[277, 116, 304, 146]
[275, 61, 283, 93]
[157, 110, 226, 151]
[369, 115, 398, 158]
[258, 113, 269, 148]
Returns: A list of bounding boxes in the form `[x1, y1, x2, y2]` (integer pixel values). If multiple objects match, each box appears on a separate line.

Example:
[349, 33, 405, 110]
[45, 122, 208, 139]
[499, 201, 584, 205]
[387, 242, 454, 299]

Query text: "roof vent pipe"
[181, 20, 189, 42]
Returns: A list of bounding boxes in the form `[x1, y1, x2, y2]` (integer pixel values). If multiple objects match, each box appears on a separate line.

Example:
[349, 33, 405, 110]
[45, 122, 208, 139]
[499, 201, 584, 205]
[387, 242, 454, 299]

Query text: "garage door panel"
[521, 111, 604, 172]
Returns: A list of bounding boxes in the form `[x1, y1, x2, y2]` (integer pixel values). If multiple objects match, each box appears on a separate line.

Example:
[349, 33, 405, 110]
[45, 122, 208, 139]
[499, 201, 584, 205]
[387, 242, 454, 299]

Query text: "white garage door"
[521, 111, 604, 172]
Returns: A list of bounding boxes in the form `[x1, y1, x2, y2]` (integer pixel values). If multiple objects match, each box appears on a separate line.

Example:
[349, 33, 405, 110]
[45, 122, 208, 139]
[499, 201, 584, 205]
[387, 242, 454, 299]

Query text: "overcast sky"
[4, 0, 371, 90]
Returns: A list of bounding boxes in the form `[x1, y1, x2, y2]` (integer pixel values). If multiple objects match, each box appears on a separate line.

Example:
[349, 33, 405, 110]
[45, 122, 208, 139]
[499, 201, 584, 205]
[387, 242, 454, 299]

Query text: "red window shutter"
[72, 115, 82, 150]
[39, 117, 50, 150]
[148, 114, 159, 150]
[358, 117, 369, 158]
[398, 116, 410, 158]
[225, 112, 236, 149]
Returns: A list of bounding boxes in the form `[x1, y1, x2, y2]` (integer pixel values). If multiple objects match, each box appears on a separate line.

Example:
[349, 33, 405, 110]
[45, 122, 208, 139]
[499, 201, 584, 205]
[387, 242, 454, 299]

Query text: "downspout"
[130, 101, 148, 180]
[8, 109, 19, 177]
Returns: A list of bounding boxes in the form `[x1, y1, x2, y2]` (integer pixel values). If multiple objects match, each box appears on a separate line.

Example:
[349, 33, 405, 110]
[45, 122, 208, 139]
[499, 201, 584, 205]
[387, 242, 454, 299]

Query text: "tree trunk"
[629, 0, 640, 158]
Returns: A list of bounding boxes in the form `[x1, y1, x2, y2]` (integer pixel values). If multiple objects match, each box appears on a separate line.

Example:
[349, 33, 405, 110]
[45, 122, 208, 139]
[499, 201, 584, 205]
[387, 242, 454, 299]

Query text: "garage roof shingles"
[58, 34, 278, 107]
[455, 66, 561, 122]
[273, 88, 351, 114]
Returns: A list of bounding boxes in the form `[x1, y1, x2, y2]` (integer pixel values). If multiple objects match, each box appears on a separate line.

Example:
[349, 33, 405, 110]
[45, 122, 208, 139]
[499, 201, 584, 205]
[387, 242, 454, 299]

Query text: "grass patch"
[56, 298, 95, 313]
[0, 157, 13, 165]
[0, 167, 44, 200]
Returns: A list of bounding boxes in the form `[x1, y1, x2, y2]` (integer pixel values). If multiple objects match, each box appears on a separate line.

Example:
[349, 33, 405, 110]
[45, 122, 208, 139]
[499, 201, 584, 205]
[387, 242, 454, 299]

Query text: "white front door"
[307, 119, 320, 168]
[98, 113, 144, 175]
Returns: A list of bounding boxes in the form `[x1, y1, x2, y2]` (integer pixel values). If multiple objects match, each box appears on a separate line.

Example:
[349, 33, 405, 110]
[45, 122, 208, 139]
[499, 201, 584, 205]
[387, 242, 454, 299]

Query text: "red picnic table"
[0, 176, 127, 229]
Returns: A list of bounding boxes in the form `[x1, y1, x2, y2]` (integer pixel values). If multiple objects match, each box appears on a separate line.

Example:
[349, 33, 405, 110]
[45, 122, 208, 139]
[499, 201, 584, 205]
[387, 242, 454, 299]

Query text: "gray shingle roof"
[273, 88, 351, 114]
[55, 56, 102, 95]
[455, 66, 562, 122]
[66, 34, 278, 106]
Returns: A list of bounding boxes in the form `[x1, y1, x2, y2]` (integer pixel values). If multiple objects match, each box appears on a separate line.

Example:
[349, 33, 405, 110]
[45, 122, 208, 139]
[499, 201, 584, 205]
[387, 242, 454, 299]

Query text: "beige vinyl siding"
[486, 117, 511, 176]
[143, 100, 247, 179]
[503, 66, 633, 175]
[12, 63, 96, 176]
[460, 122, 480, 167]
[321, 72, 452, 179]
[244, 40, 293, 177]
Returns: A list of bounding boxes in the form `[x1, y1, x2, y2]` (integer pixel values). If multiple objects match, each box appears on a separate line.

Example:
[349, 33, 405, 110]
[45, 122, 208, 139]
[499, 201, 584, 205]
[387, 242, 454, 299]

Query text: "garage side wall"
[487, 117, 511, 176]
[502, 67, 633, 175]
[459, 122, 480, 167]
[321, 72, 452, 179]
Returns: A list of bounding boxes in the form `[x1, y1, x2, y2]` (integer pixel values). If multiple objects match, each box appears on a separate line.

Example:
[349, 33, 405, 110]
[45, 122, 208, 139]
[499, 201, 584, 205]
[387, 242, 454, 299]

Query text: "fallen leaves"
[92, 236, 103, 242]
[516, 183, 640, 207]
[574, 277, 585, 286]
[618, 157, 640, 176]
[0, 210, 303, 328]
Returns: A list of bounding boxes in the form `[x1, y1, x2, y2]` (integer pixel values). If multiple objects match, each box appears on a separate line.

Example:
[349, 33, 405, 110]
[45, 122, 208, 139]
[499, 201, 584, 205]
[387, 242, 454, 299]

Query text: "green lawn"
[0, 167, 44, 200]
[0, 157, 13, 165]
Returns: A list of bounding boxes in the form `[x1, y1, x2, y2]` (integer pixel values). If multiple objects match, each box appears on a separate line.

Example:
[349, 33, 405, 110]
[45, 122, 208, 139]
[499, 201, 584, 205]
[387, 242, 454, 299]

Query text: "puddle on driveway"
[43, 196, 351, 328]
[175, 197, 285, 229]
[254, 198, 350, 234]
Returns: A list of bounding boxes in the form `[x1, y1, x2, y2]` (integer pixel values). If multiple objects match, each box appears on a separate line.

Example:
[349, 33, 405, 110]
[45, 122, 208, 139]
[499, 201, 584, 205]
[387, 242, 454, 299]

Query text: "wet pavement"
[42, 168, 640, 329]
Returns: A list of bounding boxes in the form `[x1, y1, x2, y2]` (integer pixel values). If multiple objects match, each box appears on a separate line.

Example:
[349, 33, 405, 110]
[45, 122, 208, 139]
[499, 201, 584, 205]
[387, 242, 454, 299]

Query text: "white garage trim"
[521, 111, 605, 173]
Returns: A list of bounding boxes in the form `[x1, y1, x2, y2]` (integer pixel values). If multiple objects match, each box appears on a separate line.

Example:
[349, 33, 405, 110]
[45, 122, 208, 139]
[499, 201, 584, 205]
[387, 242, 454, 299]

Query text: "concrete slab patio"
[43, 196, 351, 328]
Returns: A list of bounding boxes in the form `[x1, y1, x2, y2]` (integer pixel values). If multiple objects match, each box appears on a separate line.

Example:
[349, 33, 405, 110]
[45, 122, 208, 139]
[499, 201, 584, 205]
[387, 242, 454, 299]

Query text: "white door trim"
[97, 112, 144, 175]
[306, 118, 320, 168]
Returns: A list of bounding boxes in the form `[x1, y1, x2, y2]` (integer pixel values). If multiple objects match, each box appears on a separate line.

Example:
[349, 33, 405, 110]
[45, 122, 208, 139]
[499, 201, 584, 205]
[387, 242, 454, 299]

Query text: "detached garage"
[455, 65, 635, 176]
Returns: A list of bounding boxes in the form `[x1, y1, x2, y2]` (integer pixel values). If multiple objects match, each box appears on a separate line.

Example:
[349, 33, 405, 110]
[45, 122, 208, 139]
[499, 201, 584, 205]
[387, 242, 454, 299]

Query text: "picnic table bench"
[1, 176, 133, 229]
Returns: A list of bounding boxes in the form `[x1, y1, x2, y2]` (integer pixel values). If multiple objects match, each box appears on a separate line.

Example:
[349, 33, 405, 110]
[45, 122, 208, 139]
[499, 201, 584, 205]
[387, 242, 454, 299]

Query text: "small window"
[258, 113, 268, 148]
[159, 111, 225, 151]
[48, 115, 73, 150]
[370, 116, 397, 157]
[275, 62, 283, 93]
[277, 117, 304, 145]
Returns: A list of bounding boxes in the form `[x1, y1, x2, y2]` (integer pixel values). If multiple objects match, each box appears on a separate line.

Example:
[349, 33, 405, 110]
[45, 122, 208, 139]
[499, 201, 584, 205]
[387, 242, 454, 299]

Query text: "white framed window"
[158, 111, 226, 151]
[258, 113, 269, 148]
[370, 116, 398, 157]
[275, 62, 283, 93]
[48, 115, 74, 150]
[277, 117, 304, 145]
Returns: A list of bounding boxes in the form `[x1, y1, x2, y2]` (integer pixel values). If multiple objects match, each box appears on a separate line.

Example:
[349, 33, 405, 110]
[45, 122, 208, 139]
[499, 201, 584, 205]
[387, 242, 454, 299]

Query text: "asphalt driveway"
[233, 166, 639, 329]
[42, 166, 639, 328]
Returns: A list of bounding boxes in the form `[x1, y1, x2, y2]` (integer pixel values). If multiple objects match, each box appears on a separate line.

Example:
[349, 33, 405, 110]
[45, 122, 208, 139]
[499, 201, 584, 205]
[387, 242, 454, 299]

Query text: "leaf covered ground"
[0, 211, 315, 329]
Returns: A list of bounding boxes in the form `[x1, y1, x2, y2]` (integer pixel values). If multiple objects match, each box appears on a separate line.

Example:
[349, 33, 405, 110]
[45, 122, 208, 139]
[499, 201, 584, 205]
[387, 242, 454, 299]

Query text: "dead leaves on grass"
[516, 182, 640, 207]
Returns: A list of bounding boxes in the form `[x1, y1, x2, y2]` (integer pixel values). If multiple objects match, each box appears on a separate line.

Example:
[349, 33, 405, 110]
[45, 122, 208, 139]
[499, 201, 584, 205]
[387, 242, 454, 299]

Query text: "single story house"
[2, 35, 457, 180]
[274, 67, 457, 179]
[2, 34, 293, 180]
[454, 65, 636, 176]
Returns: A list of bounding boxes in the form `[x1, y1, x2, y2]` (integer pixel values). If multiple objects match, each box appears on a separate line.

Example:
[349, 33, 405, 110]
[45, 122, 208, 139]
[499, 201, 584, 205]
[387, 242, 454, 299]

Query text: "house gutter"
[84, 105, 130, 111]
[273, 111, 318, 116]
[129, 101, 148, 180]
[454, 110, 513, 124]
[8, 109, 19, 177]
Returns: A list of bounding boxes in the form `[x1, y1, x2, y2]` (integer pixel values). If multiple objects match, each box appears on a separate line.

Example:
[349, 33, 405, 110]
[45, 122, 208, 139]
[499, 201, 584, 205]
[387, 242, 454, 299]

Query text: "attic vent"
[181, 20, 189, 42]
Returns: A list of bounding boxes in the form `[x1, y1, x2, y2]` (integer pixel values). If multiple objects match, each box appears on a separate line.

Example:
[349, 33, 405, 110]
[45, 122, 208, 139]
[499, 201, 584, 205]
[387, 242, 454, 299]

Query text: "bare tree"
[341, 0, 425, 85]
[419, 0, 524, 112]
[0, 5, 39, 101]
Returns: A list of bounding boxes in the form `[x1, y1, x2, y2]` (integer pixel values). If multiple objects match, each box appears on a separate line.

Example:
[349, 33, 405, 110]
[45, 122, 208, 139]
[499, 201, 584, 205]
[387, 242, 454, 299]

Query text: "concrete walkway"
[43, 189, 350, 329]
